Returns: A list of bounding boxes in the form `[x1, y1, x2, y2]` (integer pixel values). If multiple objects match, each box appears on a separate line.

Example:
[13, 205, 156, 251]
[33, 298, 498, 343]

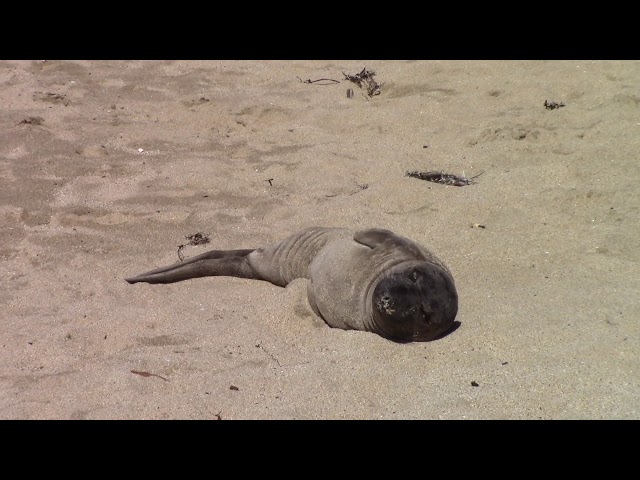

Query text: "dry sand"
[1, 60, 638, 419]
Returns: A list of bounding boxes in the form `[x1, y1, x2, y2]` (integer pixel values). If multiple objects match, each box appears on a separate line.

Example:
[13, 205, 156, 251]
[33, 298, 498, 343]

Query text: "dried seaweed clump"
[406, 170, 483, 186]
[177, 232, 211, 261]
[544, 100, 565, 110]
[186, 232, 210, 246]
[343, 67, 382, 97]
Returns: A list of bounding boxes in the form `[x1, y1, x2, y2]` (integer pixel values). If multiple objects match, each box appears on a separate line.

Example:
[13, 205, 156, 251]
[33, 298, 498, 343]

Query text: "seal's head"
[371, 262, 458, 342]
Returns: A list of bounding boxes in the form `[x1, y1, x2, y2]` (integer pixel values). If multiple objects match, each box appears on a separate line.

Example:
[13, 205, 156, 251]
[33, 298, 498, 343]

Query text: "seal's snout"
[372, 263, 458, 343]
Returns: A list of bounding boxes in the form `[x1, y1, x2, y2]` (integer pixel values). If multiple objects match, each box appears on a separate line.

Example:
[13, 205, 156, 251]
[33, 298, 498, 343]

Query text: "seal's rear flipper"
[125, 249, 256, 284]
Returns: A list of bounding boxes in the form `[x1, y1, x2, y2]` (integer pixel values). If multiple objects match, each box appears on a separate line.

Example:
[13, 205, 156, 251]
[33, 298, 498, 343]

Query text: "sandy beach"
[1, 60, 638, 419]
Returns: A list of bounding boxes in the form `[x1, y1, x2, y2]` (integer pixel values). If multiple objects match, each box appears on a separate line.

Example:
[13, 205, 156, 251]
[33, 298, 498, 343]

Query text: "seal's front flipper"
[353, 228, 396, 249]
[125, 251, 257, 284]
[353, 228, 428, 260]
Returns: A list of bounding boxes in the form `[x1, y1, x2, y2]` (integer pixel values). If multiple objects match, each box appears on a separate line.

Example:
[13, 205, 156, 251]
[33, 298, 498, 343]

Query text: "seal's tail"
[125, 248, 256, 284]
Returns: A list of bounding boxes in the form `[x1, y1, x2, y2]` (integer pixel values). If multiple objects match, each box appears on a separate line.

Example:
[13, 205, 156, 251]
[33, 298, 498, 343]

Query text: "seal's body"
[126, 227, 458, 342]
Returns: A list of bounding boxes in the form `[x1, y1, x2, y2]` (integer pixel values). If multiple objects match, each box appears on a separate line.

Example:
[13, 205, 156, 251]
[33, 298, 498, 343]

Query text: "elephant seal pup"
[125, 227, 458, 343]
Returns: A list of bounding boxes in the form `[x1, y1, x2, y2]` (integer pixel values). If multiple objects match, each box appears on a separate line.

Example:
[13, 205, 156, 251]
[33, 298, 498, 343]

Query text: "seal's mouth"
[411, 317, 456, 342]
[373, 296, 451, 342]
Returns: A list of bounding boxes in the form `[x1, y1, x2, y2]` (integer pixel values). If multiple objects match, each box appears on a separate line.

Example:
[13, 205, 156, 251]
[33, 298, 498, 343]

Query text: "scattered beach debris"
[33, 91, 69, 106]
[471, 223, 486, 229]
[131, 370, 169, 382]
[184, 96, 210, 107]
[544, 100, 565, 110]
[343, 67, 382, 97]
[347, 88, 354, 99]
[230, 385, 239, 391]
[502, 362, 508, 365]
[266, 178, 274, 186]
[297, 76, 340, 85]
[406, 170, 483, 186]
[215, 411, 222, 420]
[17, 116, 45, 126]
[471, 381, 480, 387]
[347, 183, 369, 196]
[137, 148, 145, 153]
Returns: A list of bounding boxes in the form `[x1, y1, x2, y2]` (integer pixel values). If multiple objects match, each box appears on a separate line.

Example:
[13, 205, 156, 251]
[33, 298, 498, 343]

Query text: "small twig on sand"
[131, 370, 169, 382]
[297, 76, 340, 85]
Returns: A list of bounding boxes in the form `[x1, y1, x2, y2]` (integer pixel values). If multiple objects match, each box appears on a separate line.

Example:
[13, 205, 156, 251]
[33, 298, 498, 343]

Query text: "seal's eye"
[410, 270, 419, 283]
